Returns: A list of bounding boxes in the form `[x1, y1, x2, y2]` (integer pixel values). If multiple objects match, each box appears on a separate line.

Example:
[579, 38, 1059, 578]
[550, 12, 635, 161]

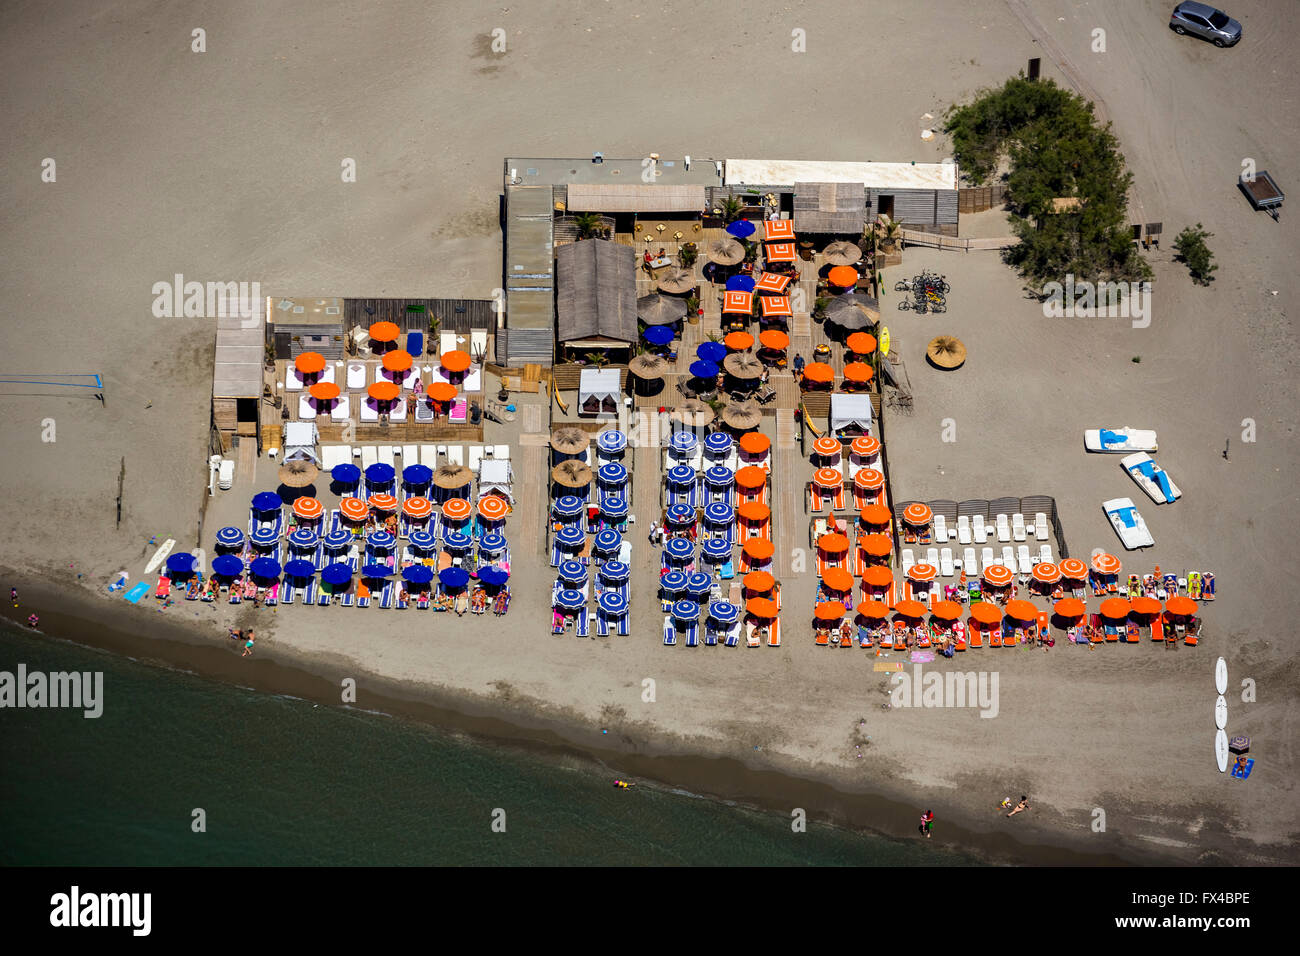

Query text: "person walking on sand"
[241, 630, 255, 657]
[919, 809, 934, 838]
[1007, 796, 1030, 818]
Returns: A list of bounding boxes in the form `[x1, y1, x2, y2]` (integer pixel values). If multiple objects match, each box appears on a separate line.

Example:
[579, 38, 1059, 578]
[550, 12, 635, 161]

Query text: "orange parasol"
[1091, 552, 1122, 575]
[760, 295, 792, 318]
[724, 331, 754, 351]
[812, 436, 841, 456]
[813, 467, 842, 488]
[827, 265, 859, 287]
[903, 502, 933, 525]
[723, 290, 753, 314]
[818, 533, 849, 554]
[1059, 558, 1088, 580]
[292, 497, 323, 520]
[735, 466, 767, 489]
[339, 498, 369, 522]
[295, 352, 327, 374]
[742, 538, 775, 560]
[846, 332, 877, 355]
[856, 600, 890, 618]
[753, 272, 791, 294]
[441, 498, 471, 520]
[765, 242, 797, 263]
[441, 350, 471, 373]
[970, 603, 1003, 625]
[842, 362, 874, 385]
[1031, 562, 1061, 584]
[861, 534, 893, 558]
[862, 566, 893, 588]
[893, 600, 927, 618]
[738, 501, 771, 522]
[369, 321, 400, 343]
[428, 382, 457, 403]
[859, 504, 892, 526]
[1131, 596, 1162, 616]
[368, 381, 401, 402]
[1053, 598, 1086, 618]
[982, 564, 1013, 587]
[477, 496, 509, 521]
[1099, 597, 1132, 619]
[1164, 596, 1197, 617]
[402, 497, 433, 519]
[744, 571, 775, 593]
[822, 567, 853, 593]
[907, 563, 938, 582]
[802, 362, 834, 384]
[309, 381, 340, 401]
[855, 468, 885, 490]
[1005, 599, 1037, 620]
[746, 597, 778, 618]
[763, 219, 796, 242]
[759, 329, 790, 350]
[368, 493, 398, 512]
[382, 350, 413, 372]
[930, 600, 962, 620]
[815, 601, 846, 622]
[850, 435, 880, 457]
[739, 433, 770, 455]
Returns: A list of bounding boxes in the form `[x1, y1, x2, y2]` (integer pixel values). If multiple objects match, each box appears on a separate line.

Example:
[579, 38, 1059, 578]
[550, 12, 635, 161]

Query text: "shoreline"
[3, 566, 1179, 866]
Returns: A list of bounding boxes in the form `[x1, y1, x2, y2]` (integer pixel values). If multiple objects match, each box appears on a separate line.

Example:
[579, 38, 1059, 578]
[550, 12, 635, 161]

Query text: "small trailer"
[1239, 171, 1284, 221]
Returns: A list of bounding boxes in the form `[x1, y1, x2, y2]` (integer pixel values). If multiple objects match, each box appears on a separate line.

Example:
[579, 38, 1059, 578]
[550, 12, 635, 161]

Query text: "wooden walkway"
[774, 409, 800, 577]
[515, 445, 546, 556]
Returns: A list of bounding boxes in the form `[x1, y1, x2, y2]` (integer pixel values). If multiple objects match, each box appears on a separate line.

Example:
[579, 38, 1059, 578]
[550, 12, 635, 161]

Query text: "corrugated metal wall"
[868, 188, 959, 227]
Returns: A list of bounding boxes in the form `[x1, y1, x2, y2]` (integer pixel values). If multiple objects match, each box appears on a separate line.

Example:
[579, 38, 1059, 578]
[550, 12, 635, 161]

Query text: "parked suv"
[1170, 2, 1242, 47]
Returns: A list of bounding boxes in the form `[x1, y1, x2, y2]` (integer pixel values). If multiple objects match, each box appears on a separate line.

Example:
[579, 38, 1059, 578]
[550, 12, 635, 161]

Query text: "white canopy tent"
[282, 422, 320, 464]
[578, 368, 621, 417]
[830, 393, 874, 437]
[479, 459, 514, 503]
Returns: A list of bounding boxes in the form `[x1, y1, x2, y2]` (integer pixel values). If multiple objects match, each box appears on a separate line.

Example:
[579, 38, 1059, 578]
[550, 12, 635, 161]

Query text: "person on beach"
[1007, 796, 1030, 818]
[229, 627, 243, 642]
[919, 809, 934, 838]
[10, 587, 17, 608]
[241, 631, 255, 657]
[647, 520, 658, 545]
[27, 614, 39, 628]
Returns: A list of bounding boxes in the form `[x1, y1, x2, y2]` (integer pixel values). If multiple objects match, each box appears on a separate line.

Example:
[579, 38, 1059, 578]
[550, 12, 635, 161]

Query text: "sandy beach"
[1, 0, 1297, 864]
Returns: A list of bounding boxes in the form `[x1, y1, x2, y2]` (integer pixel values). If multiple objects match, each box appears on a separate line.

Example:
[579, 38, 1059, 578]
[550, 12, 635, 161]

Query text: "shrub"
[1173, 224, 1217, 285]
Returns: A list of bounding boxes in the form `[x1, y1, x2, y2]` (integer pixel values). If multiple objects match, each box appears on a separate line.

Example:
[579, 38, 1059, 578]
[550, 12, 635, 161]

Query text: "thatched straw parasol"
[706, 238, 746, 266]
[724, 351, 764, 381]
[277, 459, 319, 488]
[823, 241, 863, 266]
[926, 335, 967, 370]
[658, 269, 697, 295]
[638, 293, 688, 326]
[824, 292, 881, 329]
[551, 460, 593, 488]
[722, 401, 762, 431]
[669, 400, 715, 429]
[432, 464, 473, 490]
[550, 427, 590, 457]
[628, 353, 666, 381]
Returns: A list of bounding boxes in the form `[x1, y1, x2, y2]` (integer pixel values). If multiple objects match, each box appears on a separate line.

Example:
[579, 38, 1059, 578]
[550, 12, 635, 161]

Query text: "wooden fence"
[958, 184, 1008, 214]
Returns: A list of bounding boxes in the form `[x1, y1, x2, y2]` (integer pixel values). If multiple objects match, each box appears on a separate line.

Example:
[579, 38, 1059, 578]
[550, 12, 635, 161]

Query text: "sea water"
[0, 623, 973, 866]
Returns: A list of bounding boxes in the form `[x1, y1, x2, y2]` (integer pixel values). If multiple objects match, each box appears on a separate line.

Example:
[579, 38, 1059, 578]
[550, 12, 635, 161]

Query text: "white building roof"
[579, 368, 621, 404]
[830, 394, 874, 435]
[725, 159, 956, 191]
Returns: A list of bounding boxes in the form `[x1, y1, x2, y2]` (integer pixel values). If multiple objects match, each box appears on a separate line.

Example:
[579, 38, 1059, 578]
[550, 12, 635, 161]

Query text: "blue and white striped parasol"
[215, 526, 244, 548]
[600, 561, 630, 583]
[672, 599, 700, 620]
[598, 591, 627, 616]
[593, 529, 622, 553]
[660, 570, 688, 594]
[555, 525, 585, 548]
[554, 588, 586, 611]
[553, 495, 584, 518]
[704, 502, 735, 526]
[708, 601, 739, 624]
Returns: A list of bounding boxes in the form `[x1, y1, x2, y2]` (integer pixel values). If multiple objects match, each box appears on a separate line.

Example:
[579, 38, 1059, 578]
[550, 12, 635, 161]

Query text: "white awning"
[830, 393, 874, 435]
[479, 459, 513, 502]
[282, 421, 319, 463]
[579, 368, 621, 405]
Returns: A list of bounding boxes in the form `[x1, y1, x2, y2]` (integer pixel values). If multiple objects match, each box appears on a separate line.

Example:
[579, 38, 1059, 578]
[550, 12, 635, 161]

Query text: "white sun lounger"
[1001, 545, 1016, 568]
[963, 547, 977, 573]
[996, 514, 1011, 543]
[388, 398, 407, 422]
[378, 446, 395, 469]
[940, 548, 954, 577]
[1035, 512, 1050, 541]
[1012, 513, 1026, 541]
[494, 444, 510, 461]
[972, 519, 987, 544]
[926, 547, 939, 568]
[399, 367, 420, 390]
[981, 547, 995, 572]
[447, 446, 464, 467]
[463, 365, 483, 392]
[401, 444, 419, 464]
[360, 398, 380, 422]
[933, 514, 948, 543]
[346, 362, 367, 391]
[285, 366, 305, 391]
[440, 331, 459, 357]
[298, 393, 317, 420]
[1018, 545, 1033, 574]
[331, 395, 351, 422]
[1039, 543, 1053, 564]
[901, 548, 916, 576]
[468, 445, 483, 472]
[361, 445, 378, 470]
[470, 328, 489, 363]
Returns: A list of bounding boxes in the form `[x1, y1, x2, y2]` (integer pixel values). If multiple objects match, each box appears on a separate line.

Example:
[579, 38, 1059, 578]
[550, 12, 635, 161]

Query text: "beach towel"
[123, 582, 151, 603]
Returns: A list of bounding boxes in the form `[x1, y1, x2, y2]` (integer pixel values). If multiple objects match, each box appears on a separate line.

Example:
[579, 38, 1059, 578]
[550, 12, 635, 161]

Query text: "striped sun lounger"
[576, 607, 590, 637]
[303, 579, 318, 606]
[340, 588, 354, 607]
[279, 582, 295, 605]
[379, 581, 395, 609]
[683, 621, 699, 647]
[725, 621, 742, 647]
[704, 624, 719, 646]
[662, 616, 676, 646]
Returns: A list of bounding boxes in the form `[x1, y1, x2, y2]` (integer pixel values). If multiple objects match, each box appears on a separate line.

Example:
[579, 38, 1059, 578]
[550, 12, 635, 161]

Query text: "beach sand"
[1, 0, 1297, 863]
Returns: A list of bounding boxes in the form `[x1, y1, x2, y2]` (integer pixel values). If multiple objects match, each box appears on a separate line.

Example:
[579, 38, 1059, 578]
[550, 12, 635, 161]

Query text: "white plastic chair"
[1001, 545, 1016, 568]
[933, 514, 948, 543]
[957, 515, 972, 545]
[963, 547, 977, 573]
[1035, 513, 1050, 542]
[973, 520, 987, 544]
[940, 548, 954, 577]
[447, 446, 464, 466]
[981, 547, 995, 572]
[1039, 544, 1053, 564]
[1018, 545, 1033, 574]
[996, 514, 1011, 543]
[1012, 514, 1027, 542]
[901, 549, 916, 576]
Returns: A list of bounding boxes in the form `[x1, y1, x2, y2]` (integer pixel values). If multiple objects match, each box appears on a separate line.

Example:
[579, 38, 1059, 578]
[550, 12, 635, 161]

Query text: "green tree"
[1173, 224, 1217, 285]
[719, 196, 745, 223]
[573, 213, 604, 239]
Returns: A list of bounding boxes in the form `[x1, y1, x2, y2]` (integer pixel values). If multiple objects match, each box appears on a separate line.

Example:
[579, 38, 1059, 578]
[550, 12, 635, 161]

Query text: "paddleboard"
[1215, 694, 1227, 730]
[1216, 729, 1228, 773]
[879, 326, 891, 356]
[144, 538, 175, 575]
[1215, 657, 1228, 696]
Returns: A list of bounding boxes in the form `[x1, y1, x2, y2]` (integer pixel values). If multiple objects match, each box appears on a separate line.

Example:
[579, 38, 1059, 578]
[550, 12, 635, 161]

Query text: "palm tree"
[573, 213, 604, 240]
[874, 214, 902, 252]
[678, 242, 698, 269]
[719, 196, 744, 224]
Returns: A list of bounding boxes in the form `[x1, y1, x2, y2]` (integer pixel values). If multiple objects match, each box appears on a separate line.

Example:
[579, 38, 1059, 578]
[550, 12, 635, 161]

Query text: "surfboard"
[878, 326, 891, 356]
[1215, 657, 1228, 696]
[1215, 694, 1227, 730]
[1216, 729, 1229, 773]
[144, 538, 175, 575]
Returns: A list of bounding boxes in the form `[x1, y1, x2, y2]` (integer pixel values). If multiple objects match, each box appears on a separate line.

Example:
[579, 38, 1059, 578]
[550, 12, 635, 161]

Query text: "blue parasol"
[324, 529, 352, 550]
[288, 528, 319, 550]
[597, 463, 628, 486]
[726, 274, 756, 292]
[478, 566, 509, 587]
[601, 497, 628, 518]
[666, 503, 696, 524]
[442, 531, 472, 553]
[642, 325, 675, 345]
[705, 502, 735, 525]
[402, 463, 432, 487]
[672, 599, 700, 620]
[554, 588, 585, 610]
[252, 491, 282, 512]
[362, 563, 394, 579]
[166, 552, 195, 574]
[696, 342, 727, 364]
[558, 560, 587, 584]
[364, 462, 395, 485]
[668, 431, 698, 454]
[553, 495, 583, 517]
[408, 529, 437, 551]
[689, 360, 720, 379]
[593, 529, 621, 553]
[439, 566, 470, 589]
[686, 572, 712, 596]
[600, 561, 630, 582]
[249, 557, 282, 579]
[708, 601, 739, 624]
[321, 563, 353, 586]
[666, 464, 696, 486]
[704, 431, 733, 454]
[283, 559, 316, 579]
[703, 465, 734, 488]
[725, 219, 756, 239]
[215, 526, 244, 548]
[402, 565, 434, 584]
[597, 430, 628, 454]
[598, 591, 627, 616]
[250, 528, 279, 548]
[701, 537, 732, 560]
[331, 463, 360, 485]
[212, 554, 244, 577]
[664, 536, 694, 559]
[660, 570, 688, 594]
[555, 525, 585, 548]
[478, 532, 507, 553]
[367, 530, 396, 549]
